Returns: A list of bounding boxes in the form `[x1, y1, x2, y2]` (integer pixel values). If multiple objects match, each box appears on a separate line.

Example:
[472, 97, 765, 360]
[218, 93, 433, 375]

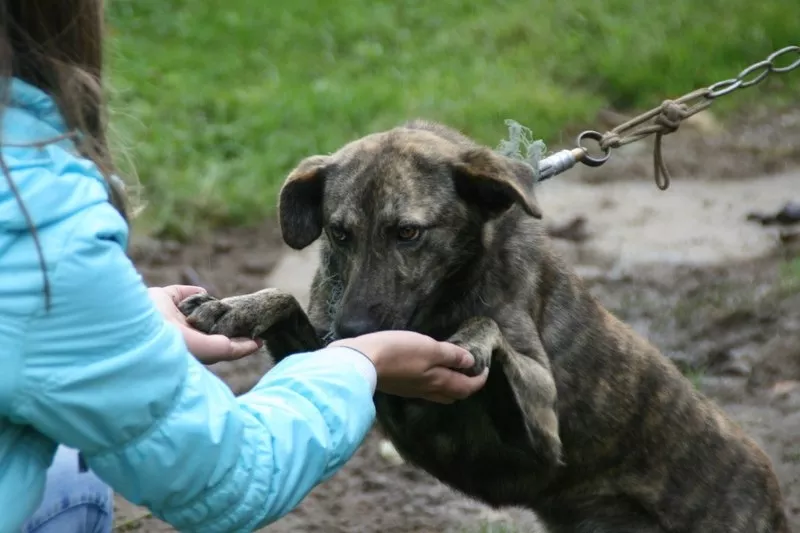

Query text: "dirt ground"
[115, 106, 800, 532]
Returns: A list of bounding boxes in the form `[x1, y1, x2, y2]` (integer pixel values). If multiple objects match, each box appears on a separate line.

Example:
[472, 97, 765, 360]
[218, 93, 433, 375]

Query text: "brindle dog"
[178, 120, 789, 533]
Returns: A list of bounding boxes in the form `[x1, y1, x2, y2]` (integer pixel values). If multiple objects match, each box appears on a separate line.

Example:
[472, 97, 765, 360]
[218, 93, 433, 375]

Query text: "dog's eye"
[397, 226, 422, 242]
[329, 226, 349, 243]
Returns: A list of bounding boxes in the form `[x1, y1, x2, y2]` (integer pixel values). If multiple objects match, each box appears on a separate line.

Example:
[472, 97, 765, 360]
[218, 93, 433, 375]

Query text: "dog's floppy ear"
[451, 147, 543, 219]
[278, 155, 332, 250]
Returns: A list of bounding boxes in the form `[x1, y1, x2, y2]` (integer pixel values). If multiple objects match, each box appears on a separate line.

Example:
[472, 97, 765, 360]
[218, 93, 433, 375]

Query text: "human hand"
[148, 285, 263, 364]
[330, 331, 489, 404]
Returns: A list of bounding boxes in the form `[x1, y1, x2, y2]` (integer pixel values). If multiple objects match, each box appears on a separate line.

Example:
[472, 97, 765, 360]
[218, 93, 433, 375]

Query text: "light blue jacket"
[0, 78, 377, 533]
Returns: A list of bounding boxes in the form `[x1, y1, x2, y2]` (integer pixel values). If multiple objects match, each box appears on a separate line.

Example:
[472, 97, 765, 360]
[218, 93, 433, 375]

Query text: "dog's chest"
[373, 383, 540, 506]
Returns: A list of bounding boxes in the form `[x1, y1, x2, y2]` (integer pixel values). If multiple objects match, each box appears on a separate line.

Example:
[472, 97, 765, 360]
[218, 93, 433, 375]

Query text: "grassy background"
[105, 0, 799, 239]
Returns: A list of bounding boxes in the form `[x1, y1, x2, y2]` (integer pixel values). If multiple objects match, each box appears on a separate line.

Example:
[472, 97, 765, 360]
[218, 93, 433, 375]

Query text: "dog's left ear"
[278, 155, 333, 250]
[451, 147, 543, 220]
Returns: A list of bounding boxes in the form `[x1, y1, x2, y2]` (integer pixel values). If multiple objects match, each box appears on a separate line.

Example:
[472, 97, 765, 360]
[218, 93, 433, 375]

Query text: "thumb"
[434, 342, 475, 370]
[163, 285, 208, 304]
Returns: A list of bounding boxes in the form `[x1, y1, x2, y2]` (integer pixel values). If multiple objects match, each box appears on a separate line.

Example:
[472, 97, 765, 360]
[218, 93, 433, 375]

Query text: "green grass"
[684, 367, 708, 391]
[779, 256, 800, 294]
[106, 0, 799, 238]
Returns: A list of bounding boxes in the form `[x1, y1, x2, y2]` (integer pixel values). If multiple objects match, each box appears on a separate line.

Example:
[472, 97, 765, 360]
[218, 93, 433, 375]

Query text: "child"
[0, 2, 488, 532]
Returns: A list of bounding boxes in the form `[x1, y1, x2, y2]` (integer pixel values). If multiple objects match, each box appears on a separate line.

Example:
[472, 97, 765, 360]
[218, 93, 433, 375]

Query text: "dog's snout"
[335, 313, 382, 339]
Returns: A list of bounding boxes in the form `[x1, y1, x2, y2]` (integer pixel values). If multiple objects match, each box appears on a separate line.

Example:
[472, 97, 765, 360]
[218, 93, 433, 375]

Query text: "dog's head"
[278, 120, 543, 339]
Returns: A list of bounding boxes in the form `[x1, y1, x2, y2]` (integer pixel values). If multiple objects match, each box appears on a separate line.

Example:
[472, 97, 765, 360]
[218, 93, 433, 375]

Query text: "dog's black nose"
[334, 315, 382, 339]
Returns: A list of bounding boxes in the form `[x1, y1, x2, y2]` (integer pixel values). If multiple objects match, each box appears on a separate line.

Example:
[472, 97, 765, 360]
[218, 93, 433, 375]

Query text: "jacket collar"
[5, 77, 70, 136]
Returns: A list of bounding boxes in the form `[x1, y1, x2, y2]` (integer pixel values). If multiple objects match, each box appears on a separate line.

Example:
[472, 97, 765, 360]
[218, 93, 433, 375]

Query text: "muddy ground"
[115, 106, 800, 532]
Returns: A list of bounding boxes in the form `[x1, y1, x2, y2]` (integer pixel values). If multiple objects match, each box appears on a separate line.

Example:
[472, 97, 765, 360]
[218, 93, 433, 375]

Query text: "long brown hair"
[0, 0, 129, 310]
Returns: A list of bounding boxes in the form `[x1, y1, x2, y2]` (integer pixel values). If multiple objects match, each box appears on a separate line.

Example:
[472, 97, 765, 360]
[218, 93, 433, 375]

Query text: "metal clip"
[536, 148, 587, 182]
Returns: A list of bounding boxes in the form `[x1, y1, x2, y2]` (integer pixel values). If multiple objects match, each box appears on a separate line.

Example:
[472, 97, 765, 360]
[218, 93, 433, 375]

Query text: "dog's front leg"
[179, 289, 323, 363]
[448, 316, 563, 470]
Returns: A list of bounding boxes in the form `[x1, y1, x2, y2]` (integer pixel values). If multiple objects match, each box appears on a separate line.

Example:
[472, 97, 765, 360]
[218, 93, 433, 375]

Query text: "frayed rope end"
[495, 119, 547, 182]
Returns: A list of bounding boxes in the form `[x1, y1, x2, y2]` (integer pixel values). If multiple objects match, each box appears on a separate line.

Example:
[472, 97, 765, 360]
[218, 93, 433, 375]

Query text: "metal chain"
[706, 45, 800, 98]
[556, 44, 800, 190]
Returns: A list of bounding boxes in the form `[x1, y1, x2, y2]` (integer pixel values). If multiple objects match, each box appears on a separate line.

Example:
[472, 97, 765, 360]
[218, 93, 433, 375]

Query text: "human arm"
[11, 202, 379, 532]
[178, 289, 491, 405]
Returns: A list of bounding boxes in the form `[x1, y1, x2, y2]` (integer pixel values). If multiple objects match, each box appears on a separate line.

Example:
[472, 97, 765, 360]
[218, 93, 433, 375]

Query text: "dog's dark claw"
[179, 296, 231, 334]
[458, 356, 487, 378]
[178, 293, 218, 316]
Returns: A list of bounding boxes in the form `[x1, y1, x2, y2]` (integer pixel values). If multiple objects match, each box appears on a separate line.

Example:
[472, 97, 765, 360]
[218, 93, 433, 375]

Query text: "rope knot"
[599, 132, 621, 151]
[654, 100, 687, 133]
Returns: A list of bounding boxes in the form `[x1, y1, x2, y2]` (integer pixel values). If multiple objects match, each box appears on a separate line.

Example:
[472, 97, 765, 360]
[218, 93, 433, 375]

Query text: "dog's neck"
[418, 207, 607, 359]
[415, 209, 549, 340]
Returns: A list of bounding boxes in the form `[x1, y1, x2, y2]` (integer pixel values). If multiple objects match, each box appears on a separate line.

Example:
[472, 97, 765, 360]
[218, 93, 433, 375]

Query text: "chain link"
[570, 44, 800, 190]
[707, 45, 800, 98]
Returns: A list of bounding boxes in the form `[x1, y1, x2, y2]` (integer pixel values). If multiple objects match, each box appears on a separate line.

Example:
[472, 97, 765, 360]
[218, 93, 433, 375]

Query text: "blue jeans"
[21, 446, 113, 533]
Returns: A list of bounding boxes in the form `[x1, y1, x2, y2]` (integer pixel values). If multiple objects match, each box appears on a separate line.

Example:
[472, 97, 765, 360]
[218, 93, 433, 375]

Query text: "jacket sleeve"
[12, 201, 377, 533]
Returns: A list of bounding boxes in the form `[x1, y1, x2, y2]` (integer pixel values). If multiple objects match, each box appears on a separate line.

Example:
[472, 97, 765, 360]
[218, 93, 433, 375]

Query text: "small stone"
[213, 238, 234, 253]
[770, 380, 800, 398]
[378, 439, 404, 466]
[718, 361, 751, 378]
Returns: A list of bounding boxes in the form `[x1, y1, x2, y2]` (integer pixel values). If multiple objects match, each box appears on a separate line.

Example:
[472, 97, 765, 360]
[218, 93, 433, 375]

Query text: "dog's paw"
[454, 345, 490, 377]
[448, 334, 492, 377]
[179, 295, 233, 335]
[178, 292, 218, 316]
[446, 317, 501, 377]
[466, 358, 488, 377]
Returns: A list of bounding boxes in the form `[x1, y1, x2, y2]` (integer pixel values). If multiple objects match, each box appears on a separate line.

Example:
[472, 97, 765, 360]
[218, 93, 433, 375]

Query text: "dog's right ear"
[450, 147, 543, 220]
[278, 155, 332, 250]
